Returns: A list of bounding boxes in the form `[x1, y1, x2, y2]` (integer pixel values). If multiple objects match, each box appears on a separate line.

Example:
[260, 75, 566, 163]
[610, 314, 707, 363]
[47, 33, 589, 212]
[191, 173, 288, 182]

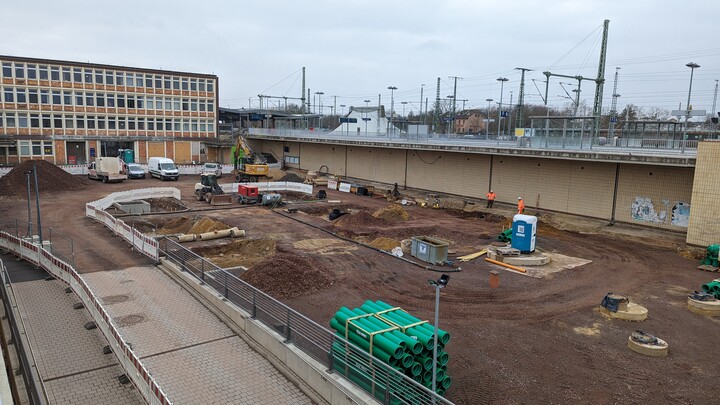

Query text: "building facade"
[454, 109, 484, 134]
[0, 55, 217, 165]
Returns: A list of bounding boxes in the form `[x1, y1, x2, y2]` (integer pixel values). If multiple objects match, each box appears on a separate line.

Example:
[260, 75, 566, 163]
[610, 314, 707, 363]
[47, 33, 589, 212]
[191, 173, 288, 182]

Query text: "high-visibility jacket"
[518, 199, 525, 213]
[486, 192, 496, 201]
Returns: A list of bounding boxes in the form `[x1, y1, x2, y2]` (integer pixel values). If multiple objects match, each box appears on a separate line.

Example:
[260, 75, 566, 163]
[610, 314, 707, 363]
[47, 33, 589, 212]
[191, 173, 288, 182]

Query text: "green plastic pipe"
[420, 356, 433, 371]
[438, 351, 449, 366]
[350, 308, 423, 354]
[334, 308, 404, 359]
[442, 375, 452, 389]
[330, 320, 394, 364]
[423, 369, 433, 382]
[346, 309, 410, 358]
[435, 368, 446, 381]
[374, 301, 451, 345]
[360, 302, 437, 350]
[409, 361, 422, 376]
[400, 353, 414, 369]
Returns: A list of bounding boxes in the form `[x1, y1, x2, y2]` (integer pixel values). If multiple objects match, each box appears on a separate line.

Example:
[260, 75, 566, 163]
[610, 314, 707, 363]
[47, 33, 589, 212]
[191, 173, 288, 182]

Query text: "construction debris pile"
[331, 300, 451, 401]
[0, 160, 85, 197]
[373, 205, 410, 222]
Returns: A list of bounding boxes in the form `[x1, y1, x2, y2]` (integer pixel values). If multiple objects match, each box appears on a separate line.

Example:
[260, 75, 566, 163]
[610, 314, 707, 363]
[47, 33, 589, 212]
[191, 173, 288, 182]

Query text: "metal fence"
[159, 237, 452, 405]
[0, 258, 48, 405]
[0, 219, 75, 267]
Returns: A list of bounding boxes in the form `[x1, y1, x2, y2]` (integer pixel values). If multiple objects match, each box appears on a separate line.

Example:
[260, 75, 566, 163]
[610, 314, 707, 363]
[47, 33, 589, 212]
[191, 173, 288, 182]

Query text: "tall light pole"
[497, 77, 509, 145]
[364, 99, 371, 136]
[387, 86, 397, 135]
[315, 91, 324, 129]
[682, 62, 700, 153]
[401, 101, 408, 133]
[486, 98, 493, 139]
[26, 171, 32, 237]
[428, 274, 450, 401]
[446, 95, 454, 134]
[420, 84, 425, 125]
[340, 104, 346, 135]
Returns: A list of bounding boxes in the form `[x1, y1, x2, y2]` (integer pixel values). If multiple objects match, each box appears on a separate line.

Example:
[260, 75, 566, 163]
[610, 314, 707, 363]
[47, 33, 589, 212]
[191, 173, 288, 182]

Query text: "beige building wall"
[406, 151, 490, 199]
[687, 142, 718, 245]
[346, 146, 405, 184]
[615, 163, 694, 231]
[299, 143, 346, 175]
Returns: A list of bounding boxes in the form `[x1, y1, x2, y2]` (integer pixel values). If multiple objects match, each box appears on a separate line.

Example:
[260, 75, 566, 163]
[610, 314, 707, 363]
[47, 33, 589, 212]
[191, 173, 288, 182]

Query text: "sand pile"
[0, 160, 85, 197]
[241, 252, 334, 299]
[156, 216, 230, 235]
[373, 204, 409, 222]
[368, 237, 401, 251]
[192, 239, 276, 268]
[187, 217, 229, 234]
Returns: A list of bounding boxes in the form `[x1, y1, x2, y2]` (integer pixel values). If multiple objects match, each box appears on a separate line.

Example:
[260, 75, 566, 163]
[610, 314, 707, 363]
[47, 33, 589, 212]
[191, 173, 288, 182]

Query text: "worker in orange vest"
[517, 196, 525, 214]
[486, 190, 496, 208]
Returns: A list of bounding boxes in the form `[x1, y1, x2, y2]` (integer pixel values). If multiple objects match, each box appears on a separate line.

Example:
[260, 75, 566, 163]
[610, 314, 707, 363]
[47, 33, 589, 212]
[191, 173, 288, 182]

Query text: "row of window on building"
[0, 141, 53, 157]
[0, 113, 215, 132]
[2, 87, 215, 112]
[1, 61, 215, 92]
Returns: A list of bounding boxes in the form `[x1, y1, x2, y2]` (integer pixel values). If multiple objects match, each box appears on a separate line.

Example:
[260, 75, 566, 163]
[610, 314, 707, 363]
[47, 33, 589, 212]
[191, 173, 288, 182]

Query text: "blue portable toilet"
[511, 214, 537, 253]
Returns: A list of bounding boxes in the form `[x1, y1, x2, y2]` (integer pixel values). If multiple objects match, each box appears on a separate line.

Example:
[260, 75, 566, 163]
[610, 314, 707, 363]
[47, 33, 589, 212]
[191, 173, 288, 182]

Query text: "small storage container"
[411, 236, 450, 265]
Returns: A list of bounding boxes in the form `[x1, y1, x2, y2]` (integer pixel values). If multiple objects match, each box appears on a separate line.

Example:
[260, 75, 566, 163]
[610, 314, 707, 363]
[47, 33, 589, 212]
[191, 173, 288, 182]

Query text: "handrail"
[0, 259, 48, 405]
[0, 233, 173, 405]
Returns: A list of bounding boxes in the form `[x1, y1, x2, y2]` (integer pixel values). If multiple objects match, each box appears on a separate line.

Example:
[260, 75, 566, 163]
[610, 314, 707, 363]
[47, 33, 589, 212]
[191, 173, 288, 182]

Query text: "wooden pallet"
[496, 247, 521, 256]
[698, 264, 719, 272]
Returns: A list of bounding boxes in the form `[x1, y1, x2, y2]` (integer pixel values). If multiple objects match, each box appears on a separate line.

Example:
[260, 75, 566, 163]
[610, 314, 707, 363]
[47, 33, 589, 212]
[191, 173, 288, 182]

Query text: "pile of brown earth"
[0, 160, 85, 198]
[278, 173, 305, 183]
[241, 252, 335, 299]
[145, 197, 186, 212]
[333, 211, 390, 229]
[373, 204, 410, 222]
[155, 216, 230, 235]
[192, 238, 276, 268]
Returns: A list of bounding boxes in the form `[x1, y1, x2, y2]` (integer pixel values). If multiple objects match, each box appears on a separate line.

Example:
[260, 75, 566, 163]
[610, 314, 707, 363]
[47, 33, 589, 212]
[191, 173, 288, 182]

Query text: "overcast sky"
[3, 0, 719, 118]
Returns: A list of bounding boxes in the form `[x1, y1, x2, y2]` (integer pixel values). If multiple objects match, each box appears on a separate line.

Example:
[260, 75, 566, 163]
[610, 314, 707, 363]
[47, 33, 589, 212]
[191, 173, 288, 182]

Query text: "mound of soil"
[155, 215, 230, 235]
[187, 217, 229, 234]
[368, 237, 401, 251]
[146, 197, 186, 212]
[279, 173, 305, 183]
[298, 205, 330, 216]
[241, 252, 334, 299]
[192, 239, 276, 268]
[373, 204, 410, 222]
[333, 211, 390, 229]
[0, 160, 85, 198]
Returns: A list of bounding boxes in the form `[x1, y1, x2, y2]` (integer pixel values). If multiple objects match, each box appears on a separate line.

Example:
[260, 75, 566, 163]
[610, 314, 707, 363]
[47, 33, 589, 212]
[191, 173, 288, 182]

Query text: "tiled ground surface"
[83, 266, 312, 404]
[7, 259, 144, 405]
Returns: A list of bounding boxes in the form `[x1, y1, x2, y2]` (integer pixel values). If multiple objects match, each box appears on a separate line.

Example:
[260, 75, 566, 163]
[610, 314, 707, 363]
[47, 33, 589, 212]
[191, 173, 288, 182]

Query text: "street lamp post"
[315, 91, 324, 129]
[486, 98, 493, 139]
[446, 95, 454, 134]
[26, 171, 32, 236]
[401, 101, 408, 133]
[364, 99, 371, 136]
[387, 86, 397, 136]
[682, 62, 700, 154]
[497, 78, 508, 145]
[428, 274, 450, 401]
[340, 104, 346, 135]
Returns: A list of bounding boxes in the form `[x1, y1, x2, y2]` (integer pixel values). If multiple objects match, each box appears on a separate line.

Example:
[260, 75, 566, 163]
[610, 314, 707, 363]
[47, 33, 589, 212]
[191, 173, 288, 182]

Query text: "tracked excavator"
[232, 131, 269, 182]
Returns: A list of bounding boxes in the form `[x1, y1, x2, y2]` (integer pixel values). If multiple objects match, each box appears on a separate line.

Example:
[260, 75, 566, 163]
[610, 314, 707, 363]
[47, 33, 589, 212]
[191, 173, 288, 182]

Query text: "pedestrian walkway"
[82, 266, 313, 404]
[6, 258, 144, 405]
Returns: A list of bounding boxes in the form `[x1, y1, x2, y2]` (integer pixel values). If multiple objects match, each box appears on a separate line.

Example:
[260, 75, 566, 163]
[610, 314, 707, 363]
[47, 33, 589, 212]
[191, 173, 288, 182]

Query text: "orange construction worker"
[517, 196, 525, 214]
[486, 190, 496, 208]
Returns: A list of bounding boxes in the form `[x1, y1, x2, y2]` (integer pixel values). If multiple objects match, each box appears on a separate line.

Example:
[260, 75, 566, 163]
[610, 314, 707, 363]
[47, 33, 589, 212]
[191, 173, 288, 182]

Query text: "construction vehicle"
[232, 132, 269, 182]
[87, 157, 127, 183]
[195, 174, 233, 205]
[237, 184, 260, 204]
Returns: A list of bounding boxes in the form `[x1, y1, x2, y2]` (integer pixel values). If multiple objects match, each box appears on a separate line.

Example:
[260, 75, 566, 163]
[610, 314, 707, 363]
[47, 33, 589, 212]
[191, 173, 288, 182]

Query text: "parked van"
[148, 157, 179, 181]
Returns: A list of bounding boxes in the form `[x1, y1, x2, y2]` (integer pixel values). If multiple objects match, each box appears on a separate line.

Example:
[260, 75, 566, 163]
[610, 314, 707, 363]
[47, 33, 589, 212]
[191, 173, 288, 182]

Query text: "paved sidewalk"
[6, 258, 143, 405]
[82, 266, 313, 404]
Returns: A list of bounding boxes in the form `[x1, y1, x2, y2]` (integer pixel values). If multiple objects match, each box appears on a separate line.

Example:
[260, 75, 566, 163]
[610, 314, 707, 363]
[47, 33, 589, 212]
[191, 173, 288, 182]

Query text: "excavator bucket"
[210, 194, 233, 206]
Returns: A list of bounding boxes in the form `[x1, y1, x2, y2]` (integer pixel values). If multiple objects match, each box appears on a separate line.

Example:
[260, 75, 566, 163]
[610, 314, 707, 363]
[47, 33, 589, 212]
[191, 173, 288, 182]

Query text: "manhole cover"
[101, 295, 130, 305]
[116, 314, 145, 327]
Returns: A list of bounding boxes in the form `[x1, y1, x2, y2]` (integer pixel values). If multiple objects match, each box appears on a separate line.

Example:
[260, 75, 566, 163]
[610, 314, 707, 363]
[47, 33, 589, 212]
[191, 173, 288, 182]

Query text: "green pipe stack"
[497, 228, 512, 243]
[701, 280, 720, 299]
[701, 244, 720, 267]
[330, 300, 451, 400]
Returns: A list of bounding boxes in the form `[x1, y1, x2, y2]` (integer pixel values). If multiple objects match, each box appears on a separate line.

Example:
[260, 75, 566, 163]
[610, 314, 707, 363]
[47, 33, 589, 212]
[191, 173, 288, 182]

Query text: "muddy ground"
[0, 174, 718, 404]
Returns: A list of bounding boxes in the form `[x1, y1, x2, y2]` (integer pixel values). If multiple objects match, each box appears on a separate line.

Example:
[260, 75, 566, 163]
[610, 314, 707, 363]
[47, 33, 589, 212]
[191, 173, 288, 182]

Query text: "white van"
[148, 157, 179, 181]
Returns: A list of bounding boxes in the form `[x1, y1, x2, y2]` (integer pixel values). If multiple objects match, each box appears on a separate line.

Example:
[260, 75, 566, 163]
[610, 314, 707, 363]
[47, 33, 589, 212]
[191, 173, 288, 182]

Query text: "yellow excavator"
[232, 132, 269, 182]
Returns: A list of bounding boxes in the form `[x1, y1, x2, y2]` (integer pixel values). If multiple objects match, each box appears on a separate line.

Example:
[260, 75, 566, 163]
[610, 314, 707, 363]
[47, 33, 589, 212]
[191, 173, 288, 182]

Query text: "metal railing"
[0, 219, 75, 267]
[159, 237, 452, 404]
[0, 259, 48, 405]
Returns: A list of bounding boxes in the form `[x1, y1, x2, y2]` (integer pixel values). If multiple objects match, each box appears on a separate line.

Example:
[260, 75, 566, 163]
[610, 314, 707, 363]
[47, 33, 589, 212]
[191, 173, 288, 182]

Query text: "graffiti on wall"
[631, 197, 668, 223]
[631, 197, 690, 227]
[671, 202, 690, 227]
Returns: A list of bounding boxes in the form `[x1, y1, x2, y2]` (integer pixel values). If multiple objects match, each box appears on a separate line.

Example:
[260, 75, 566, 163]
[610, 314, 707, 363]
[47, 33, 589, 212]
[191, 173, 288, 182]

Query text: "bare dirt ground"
[1, 174, 718, 404]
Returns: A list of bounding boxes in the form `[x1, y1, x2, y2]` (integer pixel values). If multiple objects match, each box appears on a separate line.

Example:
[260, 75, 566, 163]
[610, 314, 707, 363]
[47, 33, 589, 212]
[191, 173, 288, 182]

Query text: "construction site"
[0, 154, 719, 405]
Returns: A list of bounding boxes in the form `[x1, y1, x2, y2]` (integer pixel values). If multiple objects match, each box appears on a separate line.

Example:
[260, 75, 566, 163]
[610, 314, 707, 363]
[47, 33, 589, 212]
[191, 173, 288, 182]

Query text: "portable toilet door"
[511, 214, 537, 253]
